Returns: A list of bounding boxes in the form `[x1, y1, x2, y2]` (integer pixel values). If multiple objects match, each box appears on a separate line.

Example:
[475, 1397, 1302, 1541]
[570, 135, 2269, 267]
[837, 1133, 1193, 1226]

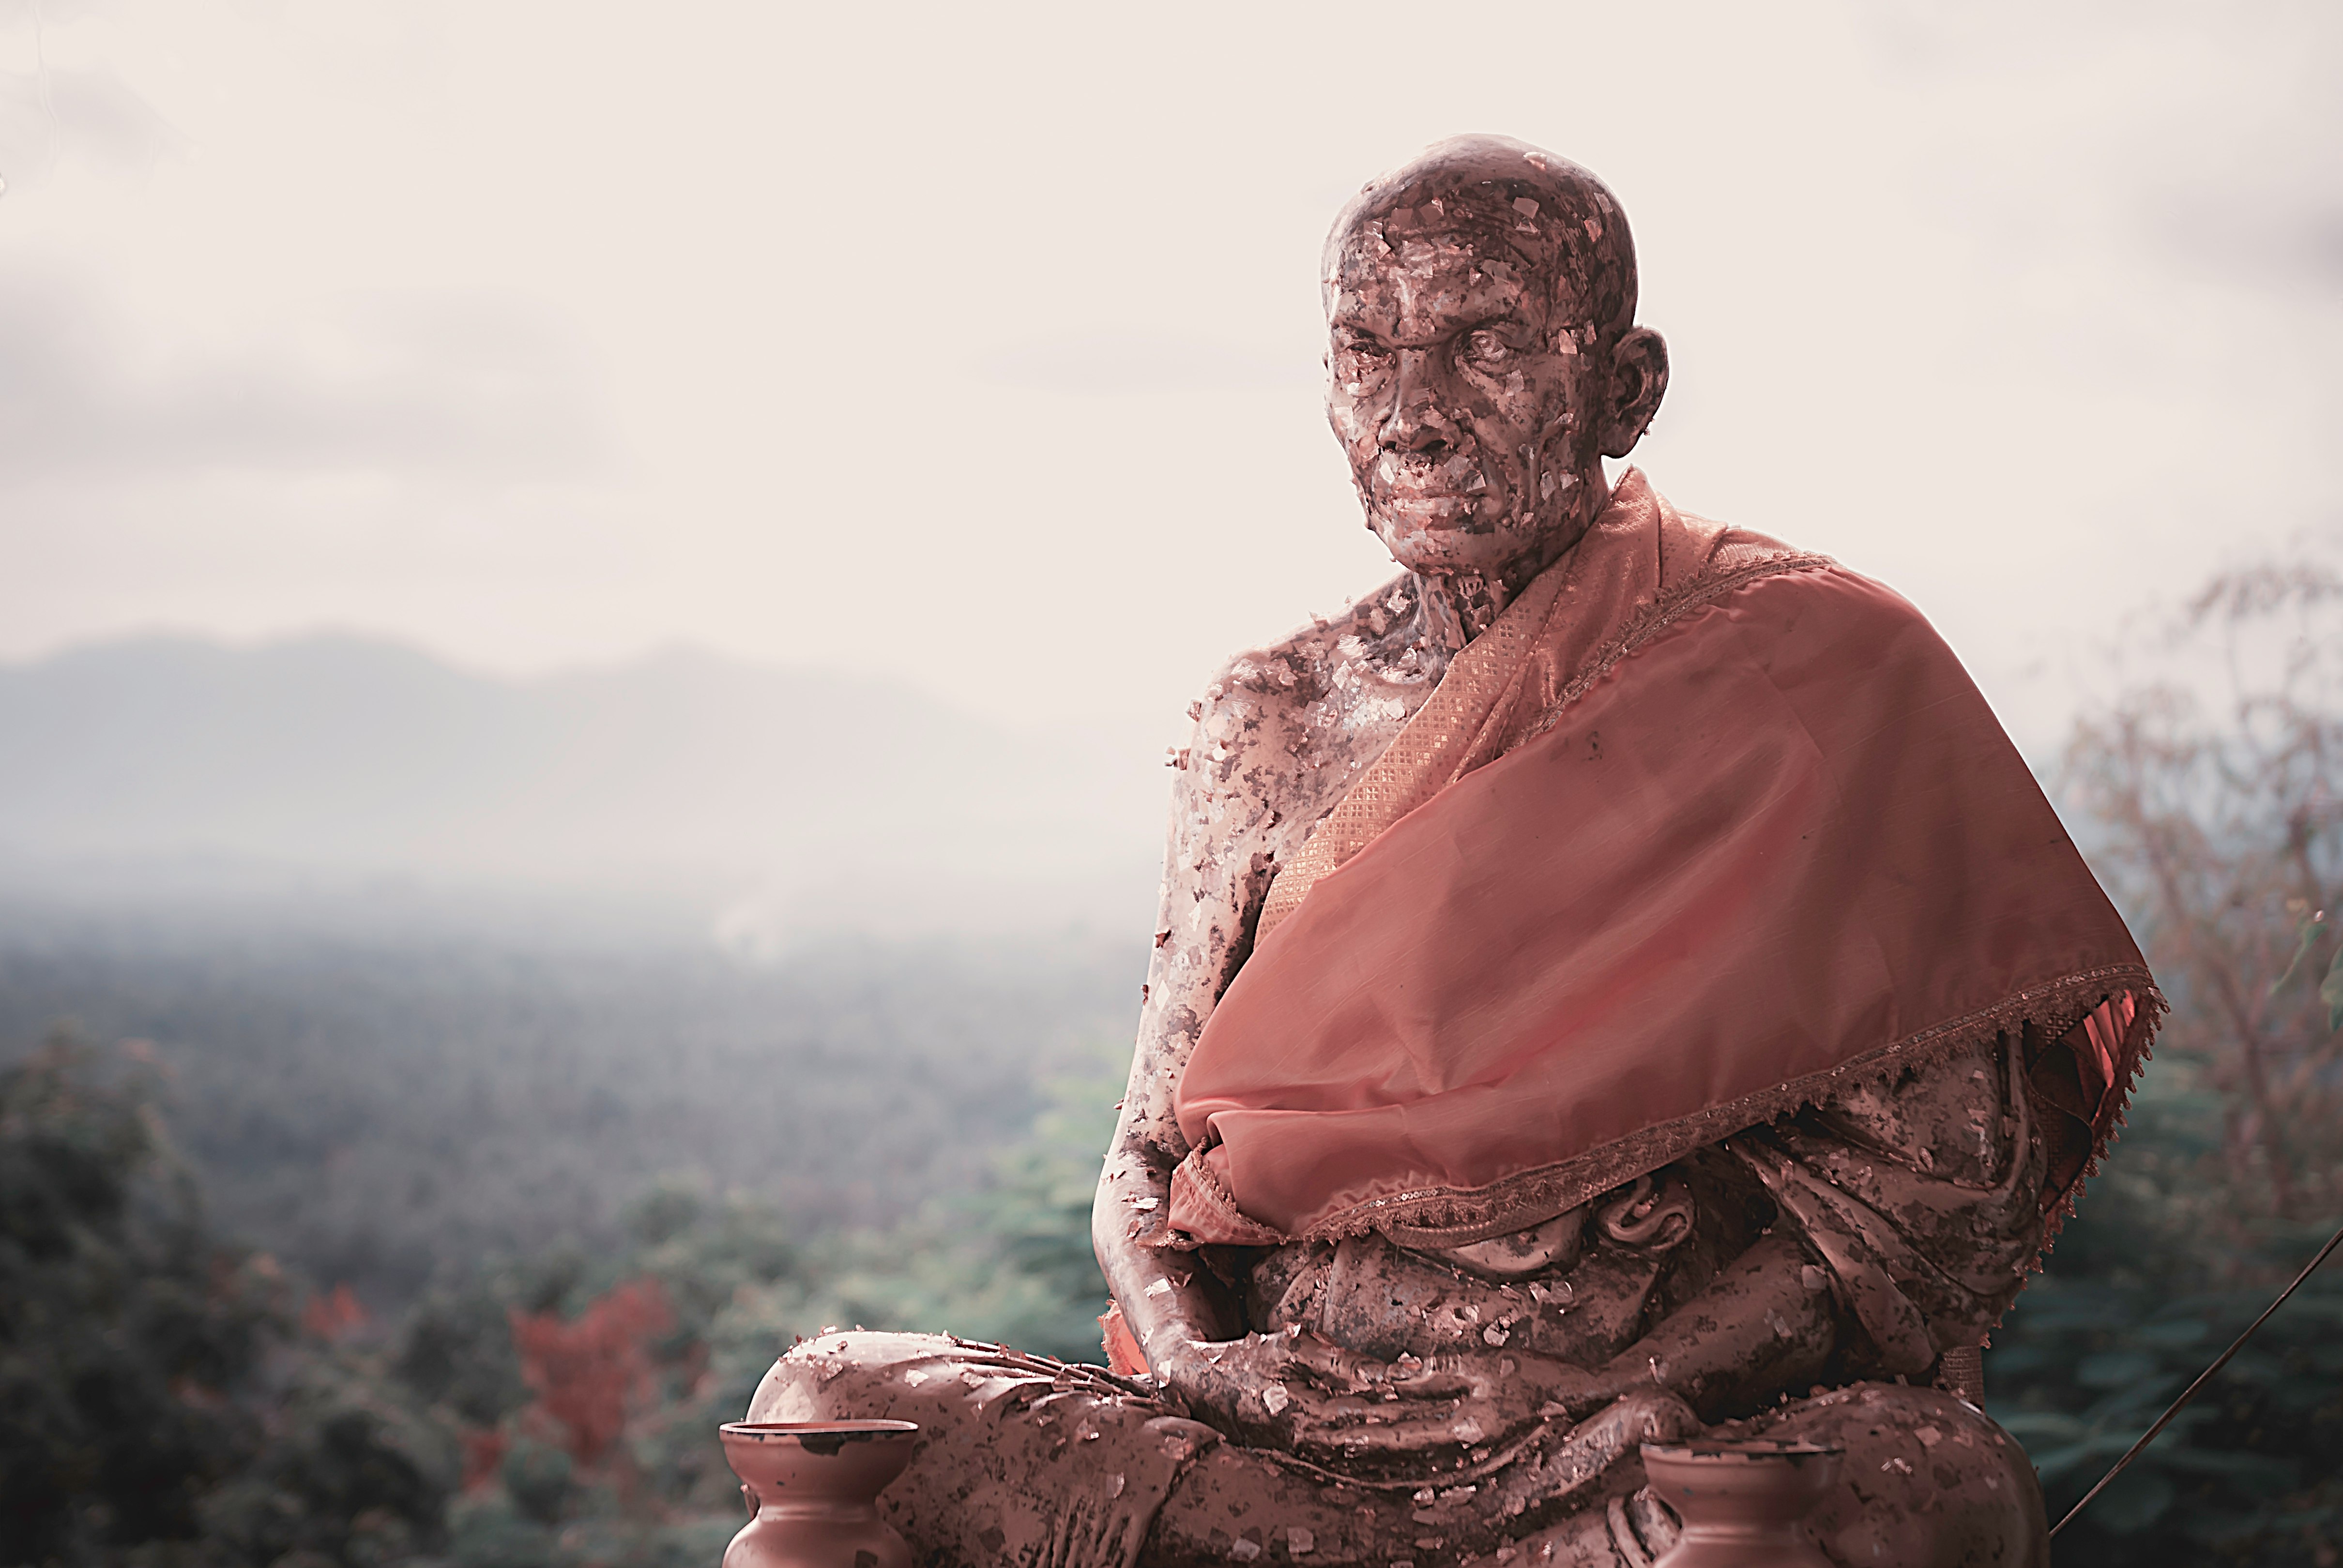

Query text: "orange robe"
[1169, 470, 2155, 1252]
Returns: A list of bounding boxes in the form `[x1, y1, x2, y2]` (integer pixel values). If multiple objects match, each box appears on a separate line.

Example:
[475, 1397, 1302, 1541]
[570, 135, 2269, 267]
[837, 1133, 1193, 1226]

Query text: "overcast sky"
[0, 0, 2336, 762]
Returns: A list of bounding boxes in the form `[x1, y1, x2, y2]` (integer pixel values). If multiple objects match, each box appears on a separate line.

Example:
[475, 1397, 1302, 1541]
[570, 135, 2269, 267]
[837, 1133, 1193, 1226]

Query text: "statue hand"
[1154, 1327, 1381, 1446]
[1160, 1331, 1629, 1462]
[1283, 1349, 1633, 1464]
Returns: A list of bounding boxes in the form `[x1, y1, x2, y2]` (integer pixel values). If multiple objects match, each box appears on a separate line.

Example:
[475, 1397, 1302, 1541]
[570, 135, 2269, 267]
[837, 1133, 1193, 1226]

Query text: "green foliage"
[0, 1032, 455, 1568]
[498, 1438, 573, 1526]
[807, 1045, 1125, 1362]
[0, 1031, 262, 1563]
[0, 917, 1140, 1566]
[1990, 1258, 2343, 1556]
[2005, 559, 2343, 1565]
[320, 1056, 1124, 1567]
[195, 1350, 460, 1568]
[1991, 1067, 2343, 1566]
[394, 1283, 531, 1430]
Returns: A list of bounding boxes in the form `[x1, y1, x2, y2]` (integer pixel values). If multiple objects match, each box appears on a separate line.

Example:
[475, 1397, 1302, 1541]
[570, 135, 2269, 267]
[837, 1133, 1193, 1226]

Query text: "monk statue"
[749, 135, 2159, 1568]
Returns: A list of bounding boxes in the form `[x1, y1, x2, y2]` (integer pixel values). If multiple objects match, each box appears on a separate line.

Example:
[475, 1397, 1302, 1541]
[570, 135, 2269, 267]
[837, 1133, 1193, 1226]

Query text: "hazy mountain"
[0, 635, 1168, 946]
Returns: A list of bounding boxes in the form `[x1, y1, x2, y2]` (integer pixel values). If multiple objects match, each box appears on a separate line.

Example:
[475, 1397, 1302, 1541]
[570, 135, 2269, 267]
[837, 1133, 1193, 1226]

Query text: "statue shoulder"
[1177, 592, 1407, 837]
[1186, 608, 1362, 760]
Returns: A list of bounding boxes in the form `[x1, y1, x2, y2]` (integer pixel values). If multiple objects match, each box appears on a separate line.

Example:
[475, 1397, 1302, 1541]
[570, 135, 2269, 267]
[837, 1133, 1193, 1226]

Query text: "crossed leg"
[1482, 1385, 2047, 1568]
[752, 1337, 2042, 1568]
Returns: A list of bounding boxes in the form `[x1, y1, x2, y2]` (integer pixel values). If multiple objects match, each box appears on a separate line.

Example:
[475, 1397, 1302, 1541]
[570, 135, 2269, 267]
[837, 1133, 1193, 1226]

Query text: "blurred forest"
[5, 561, 2343, 1568]
[1984, 561, 2343, 1563]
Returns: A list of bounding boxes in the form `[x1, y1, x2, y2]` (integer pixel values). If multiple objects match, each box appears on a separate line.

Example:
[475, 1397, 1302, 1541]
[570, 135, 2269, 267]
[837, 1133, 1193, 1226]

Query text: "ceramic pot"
[1639, 1441, 1842, 1568]
[719, 1420, 919, 1568]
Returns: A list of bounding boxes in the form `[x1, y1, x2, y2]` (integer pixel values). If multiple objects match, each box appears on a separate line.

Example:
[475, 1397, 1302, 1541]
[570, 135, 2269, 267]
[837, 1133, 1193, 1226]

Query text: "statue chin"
[1371, 497, 1506, 553]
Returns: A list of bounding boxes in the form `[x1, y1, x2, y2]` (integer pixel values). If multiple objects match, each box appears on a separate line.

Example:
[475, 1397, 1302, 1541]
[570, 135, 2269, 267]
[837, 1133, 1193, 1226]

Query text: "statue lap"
[750, 1334, 2043, 1568]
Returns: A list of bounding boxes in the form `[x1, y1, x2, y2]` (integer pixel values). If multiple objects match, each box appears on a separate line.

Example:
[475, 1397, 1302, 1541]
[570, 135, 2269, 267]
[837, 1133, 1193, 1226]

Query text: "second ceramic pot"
[1640, 1440, 1842, 1568]
[719, 1419, 919, 1568]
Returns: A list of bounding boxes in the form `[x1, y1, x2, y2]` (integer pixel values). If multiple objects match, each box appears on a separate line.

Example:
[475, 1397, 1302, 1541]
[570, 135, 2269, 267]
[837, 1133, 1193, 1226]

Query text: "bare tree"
[2063, 559, 2343, 1223]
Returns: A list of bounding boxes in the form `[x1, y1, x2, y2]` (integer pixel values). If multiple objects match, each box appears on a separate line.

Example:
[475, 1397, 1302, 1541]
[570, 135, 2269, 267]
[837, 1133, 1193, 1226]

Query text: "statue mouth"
[1381, 496, 1479, 527]
[1371, 450, 1491, 528]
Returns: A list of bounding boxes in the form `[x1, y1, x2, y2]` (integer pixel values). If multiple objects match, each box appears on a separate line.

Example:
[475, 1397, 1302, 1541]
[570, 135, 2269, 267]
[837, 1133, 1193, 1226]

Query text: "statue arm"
[1563, 1231, 1840, 1422]
[1089, 648, 1506, 1446]
[1092, 664, 1298, 1370]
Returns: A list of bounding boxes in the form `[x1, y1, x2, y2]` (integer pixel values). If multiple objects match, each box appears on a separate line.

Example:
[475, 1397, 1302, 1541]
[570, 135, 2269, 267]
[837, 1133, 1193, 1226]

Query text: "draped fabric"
[1167, 473, 2158, 1250]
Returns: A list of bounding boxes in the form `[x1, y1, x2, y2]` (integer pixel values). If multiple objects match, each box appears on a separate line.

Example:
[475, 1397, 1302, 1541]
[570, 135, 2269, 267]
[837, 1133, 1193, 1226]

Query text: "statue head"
[1324, 135, 1668, 584]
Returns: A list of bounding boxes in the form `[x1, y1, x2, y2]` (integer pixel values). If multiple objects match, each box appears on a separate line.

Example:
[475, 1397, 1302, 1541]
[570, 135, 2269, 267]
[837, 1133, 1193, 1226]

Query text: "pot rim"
[721, 1420, 920, 1441]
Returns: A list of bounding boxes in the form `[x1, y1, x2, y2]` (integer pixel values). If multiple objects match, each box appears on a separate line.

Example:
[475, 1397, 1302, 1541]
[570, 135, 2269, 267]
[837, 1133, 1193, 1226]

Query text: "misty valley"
[0, 897, 1142, 1567]
[8, 593, 2343, 1568]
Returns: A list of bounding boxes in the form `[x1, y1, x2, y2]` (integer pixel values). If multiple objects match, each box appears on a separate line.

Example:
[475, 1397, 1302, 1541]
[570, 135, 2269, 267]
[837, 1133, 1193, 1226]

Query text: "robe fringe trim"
[1516, 550, 1833, 751]
[1166, 965, 2164, 1250]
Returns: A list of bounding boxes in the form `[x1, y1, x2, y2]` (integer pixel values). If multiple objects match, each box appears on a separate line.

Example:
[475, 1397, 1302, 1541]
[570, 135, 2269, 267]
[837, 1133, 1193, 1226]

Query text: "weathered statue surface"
[751, 136, 2160, 1568]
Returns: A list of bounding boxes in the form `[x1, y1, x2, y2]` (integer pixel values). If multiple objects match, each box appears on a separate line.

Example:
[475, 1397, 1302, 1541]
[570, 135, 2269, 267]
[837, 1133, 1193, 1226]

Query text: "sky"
[0, 0, 2337, 764]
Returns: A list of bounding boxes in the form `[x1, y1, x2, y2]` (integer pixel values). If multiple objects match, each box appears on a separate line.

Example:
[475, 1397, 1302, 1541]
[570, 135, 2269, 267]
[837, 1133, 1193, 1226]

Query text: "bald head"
[1319, 136, 1668, 598]
[1324, 135, 1641, 348]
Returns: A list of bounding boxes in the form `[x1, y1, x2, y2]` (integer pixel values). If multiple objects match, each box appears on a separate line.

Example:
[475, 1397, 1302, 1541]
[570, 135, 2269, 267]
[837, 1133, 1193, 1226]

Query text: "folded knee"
[746, 1330, 958, 1422]
[1753, 1385, 2045, 1568]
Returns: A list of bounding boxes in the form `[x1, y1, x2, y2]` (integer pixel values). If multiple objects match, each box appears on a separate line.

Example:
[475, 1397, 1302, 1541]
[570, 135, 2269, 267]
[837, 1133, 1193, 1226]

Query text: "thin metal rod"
[2049, 1218, 2343, 1538]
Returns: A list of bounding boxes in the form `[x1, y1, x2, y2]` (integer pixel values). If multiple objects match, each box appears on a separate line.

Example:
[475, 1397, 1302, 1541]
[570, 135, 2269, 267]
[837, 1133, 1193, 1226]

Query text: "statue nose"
[1385, 406, 1455, 453]
[1380, 353, 1457, 453]
[1377, 358, 1452, 450]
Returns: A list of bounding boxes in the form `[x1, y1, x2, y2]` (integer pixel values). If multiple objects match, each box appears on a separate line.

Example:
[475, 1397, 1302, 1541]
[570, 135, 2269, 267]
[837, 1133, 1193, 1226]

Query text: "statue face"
[1325, 207, 1613, 581]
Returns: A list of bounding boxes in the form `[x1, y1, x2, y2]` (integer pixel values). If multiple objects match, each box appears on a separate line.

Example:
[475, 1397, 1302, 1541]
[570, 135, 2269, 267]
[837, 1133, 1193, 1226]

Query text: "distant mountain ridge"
[0, 634, 1164, 943]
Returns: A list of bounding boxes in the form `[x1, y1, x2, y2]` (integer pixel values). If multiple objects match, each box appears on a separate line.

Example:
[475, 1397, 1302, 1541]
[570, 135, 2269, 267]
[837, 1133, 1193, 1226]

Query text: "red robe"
[1168, 471, 2155, 1251]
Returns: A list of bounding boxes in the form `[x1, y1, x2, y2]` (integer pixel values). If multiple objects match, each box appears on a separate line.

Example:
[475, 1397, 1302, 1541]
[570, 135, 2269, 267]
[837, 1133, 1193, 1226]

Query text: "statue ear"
[1597, 327, 1669, 459]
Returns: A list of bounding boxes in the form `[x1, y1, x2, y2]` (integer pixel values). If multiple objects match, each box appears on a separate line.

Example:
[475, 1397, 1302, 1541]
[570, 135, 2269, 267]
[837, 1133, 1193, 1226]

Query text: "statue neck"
[1409, 572, 1513, 652]
[1407, 472, 1613, 655]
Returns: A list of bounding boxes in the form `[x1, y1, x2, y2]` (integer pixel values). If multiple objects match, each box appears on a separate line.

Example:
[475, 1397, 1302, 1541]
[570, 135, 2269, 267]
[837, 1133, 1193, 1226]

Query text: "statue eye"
[1462, 328, 1514, 366]
[1333, 340, 1392, 379]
